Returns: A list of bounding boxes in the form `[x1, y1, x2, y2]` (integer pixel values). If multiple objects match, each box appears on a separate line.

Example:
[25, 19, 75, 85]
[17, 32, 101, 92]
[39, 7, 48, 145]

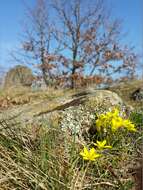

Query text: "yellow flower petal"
[102, 140, 107, 146]
[80, 147, 101, 161]
[94, 140, 112, 150]
[83, 146, 89, 155]
[104, 145, 112, 149]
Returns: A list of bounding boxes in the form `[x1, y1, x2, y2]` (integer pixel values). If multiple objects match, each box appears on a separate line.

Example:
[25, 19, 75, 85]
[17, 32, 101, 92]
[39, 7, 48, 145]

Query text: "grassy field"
[0, 81, 143, 190]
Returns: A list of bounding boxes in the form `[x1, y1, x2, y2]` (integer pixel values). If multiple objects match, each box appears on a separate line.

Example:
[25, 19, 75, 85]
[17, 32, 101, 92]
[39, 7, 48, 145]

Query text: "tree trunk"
[71, 46, 78, 88]
[71, 67, 76, 89]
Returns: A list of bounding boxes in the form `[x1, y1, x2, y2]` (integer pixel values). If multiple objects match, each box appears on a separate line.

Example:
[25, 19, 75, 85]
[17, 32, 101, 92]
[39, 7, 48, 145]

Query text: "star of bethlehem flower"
[123, 119, 137, 132]
[80, 146, 101, 161]
[111, 117, 124, 132]
[95, 108, 136, 132]
[94, 140, 112, 150]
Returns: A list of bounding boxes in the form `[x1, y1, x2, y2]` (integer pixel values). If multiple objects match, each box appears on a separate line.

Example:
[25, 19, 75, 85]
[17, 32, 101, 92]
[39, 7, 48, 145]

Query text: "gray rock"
[0, 89, 124, 126]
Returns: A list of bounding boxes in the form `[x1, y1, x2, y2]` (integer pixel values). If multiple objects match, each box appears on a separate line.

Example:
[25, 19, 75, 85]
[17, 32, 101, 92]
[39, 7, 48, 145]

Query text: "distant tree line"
[12, 0, 138, 88]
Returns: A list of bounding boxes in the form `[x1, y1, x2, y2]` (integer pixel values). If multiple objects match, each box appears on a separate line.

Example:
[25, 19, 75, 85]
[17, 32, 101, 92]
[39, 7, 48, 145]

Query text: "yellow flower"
[106, 108, 119, 118]
[94, 140, 112, 150]
[106, 112, 114, 118]
[95, 108, 137, 133]
[111, 117, 123, 132]
[123, 119, 136, 132]
[96, 114, 109, 130]
[112, 108, 120, 117]
[96, 119, 103, 131]
[80, 146, 101, 161]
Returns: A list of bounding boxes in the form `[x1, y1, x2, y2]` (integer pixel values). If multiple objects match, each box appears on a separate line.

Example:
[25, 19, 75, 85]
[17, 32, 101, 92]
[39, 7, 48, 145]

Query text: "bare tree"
[52, 0, 138, 88]
[13, 0, 138, 88]
[14, 0, 61, 86]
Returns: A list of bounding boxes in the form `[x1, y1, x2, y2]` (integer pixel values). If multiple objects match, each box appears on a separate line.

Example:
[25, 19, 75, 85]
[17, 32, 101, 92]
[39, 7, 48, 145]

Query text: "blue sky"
[0, 0, 142, 70]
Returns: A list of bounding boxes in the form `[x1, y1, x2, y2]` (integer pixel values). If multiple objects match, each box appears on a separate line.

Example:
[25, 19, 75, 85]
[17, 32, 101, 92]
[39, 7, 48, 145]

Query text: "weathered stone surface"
[4, 65, 33, 88]
[0, 89, 124, 125]
[77, 89, 123, 105]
